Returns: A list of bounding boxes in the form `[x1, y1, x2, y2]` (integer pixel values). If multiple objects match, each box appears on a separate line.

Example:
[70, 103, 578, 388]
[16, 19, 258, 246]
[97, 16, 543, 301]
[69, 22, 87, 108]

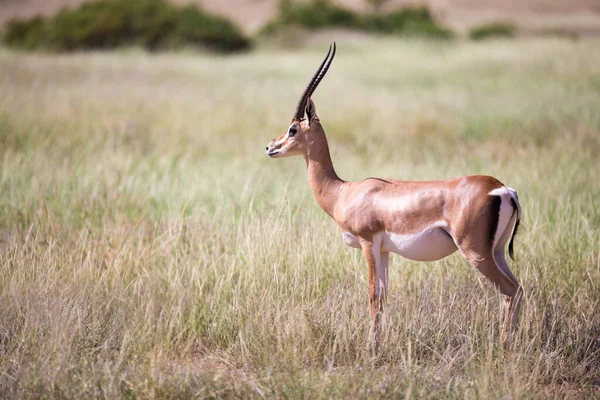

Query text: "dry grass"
[1, 38, 600, 398]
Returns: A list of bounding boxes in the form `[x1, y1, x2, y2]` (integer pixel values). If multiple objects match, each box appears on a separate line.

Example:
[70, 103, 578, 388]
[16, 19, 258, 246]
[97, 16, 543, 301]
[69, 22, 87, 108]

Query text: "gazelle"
[265, 43, 523, 344]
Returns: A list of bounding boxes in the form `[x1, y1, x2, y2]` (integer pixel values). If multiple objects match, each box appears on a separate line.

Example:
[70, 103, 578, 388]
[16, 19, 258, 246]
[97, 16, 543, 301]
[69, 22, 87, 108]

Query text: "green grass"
[1, 37, 600, 398]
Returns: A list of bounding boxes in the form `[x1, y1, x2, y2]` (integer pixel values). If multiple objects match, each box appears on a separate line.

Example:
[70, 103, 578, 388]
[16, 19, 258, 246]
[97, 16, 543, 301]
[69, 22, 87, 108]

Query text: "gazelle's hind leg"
[467, 250, 521, 343]
[453, 192, 522, 344]
[493, 213, 523, 339]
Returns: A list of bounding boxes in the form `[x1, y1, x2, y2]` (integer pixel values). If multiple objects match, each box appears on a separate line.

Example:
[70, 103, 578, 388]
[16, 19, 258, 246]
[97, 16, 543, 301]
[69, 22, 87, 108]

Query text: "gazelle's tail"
[507, 188, 521, 261]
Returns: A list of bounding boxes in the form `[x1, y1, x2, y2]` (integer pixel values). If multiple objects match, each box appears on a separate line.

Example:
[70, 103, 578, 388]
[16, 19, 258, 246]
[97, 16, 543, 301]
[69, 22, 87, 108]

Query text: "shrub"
[262, 0, 453, 39]
[270, 0, 359, 30]
[362, 7, 453, 38]
[3, 17, 47, 50]
[401, 19, 454, 39]
[171, 5, 251, 52]
[468, 22, 515, 40]
[47, 1, 173, 50]
[2, 0, 250, 53]
[362, 6, 431, 32]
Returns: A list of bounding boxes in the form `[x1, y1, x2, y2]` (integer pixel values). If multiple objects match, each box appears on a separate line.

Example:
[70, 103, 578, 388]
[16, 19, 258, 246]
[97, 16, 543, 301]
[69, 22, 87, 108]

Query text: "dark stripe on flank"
[488, 195, 502, 244]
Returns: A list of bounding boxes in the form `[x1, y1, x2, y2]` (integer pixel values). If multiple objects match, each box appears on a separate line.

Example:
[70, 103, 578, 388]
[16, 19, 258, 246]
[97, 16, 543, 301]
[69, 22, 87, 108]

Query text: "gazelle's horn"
[294, 42, 336, 120]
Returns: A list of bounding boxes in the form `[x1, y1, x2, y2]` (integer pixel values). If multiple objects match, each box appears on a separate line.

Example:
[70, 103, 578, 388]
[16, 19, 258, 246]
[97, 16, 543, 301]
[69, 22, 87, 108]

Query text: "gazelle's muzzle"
[265, 138, 283, 157]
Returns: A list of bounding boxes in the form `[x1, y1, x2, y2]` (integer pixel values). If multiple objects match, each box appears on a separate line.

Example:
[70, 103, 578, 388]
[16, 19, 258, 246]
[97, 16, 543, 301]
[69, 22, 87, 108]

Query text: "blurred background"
[2, 0, 600, 53]
[2, 0, 600, 37]
[1, 1, 600, 398]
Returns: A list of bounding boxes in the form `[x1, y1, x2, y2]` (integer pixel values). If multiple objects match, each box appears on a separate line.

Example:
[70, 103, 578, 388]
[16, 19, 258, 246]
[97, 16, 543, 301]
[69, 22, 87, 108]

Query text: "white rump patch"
[489, 186, 519, 282]
[488, 186, 515, 247]
[489, 187, 510, 196]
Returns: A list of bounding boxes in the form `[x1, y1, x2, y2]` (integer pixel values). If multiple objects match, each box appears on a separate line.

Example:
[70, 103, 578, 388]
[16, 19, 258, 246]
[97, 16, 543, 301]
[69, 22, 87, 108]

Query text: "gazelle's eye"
[289, 127, 297, 136]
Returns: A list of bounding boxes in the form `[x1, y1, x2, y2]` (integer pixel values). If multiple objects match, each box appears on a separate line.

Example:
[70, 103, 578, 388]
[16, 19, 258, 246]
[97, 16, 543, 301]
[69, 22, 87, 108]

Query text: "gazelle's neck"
[303, 126, 344, 218]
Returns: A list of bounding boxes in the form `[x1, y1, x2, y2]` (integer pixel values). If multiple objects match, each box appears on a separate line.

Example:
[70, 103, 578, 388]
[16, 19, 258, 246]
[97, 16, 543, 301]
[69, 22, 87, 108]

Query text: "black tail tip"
[508, 218, 519, 261]
[508, 241, 515, 261]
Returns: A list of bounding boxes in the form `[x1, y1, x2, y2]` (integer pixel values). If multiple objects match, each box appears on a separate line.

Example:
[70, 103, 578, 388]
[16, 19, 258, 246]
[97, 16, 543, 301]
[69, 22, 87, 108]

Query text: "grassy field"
[1, 37, 600, 398]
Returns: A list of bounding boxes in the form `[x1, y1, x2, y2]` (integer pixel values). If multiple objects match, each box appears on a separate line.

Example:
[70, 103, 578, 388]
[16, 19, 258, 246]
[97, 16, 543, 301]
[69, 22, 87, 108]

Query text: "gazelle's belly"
[382, 227, 458, 261]
[342, 223, 458, 262]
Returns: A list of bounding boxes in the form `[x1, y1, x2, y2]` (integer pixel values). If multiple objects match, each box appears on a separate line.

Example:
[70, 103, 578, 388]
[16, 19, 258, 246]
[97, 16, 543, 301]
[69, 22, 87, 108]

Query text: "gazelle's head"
[265, 43, 336, 159]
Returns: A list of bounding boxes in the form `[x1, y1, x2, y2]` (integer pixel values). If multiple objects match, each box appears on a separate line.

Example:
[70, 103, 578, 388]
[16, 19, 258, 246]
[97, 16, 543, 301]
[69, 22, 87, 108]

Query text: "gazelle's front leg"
[360, 237, 388, 343]
[379, 251, 389, 327]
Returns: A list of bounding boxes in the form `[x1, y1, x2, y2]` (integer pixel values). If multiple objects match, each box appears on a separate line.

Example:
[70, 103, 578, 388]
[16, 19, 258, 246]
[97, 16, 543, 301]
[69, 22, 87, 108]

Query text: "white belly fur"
[342, 222, 458, 261]
[382, 224, 457, 261]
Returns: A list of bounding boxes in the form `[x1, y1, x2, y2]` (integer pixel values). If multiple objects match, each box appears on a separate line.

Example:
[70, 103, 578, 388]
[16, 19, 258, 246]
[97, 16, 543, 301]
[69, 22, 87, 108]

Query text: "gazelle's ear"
[305, 99, 317, 126]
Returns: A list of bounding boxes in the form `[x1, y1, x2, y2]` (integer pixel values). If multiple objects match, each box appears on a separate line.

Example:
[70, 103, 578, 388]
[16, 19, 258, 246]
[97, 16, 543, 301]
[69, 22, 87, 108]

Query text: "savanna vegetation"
[1, 0, 251, 52]
[1, 0, 455, 53]
[469, 22, 516, 41]
[1, 37, 600, 398]
[262, 0, 453, 39]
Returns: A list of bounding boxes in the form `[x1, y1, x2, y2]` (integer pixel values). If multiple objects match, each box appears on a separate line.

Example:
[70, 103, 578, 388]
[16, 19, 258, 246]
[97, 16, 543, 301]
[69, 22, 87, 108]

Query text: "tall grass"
[1, 38, 600, 398]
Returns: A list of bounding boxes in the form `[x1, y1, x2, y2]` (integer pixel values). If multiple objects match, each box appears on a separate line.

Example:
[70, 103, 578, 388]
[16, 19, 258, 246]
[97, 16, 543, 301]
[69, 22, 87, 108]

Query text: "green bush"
[361, 7, 430, 32]
[262, 0, 453, 39]
[2, 0, 251, 53]
[291, 0, 358, 29]
[171, 5, 251, 52]
[263, 0, 358, 33]
[469, 22, 515, 40]
[362, 7, 453, 38]
[3, 17, 47, 50]
[401, 19, 453, 39]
